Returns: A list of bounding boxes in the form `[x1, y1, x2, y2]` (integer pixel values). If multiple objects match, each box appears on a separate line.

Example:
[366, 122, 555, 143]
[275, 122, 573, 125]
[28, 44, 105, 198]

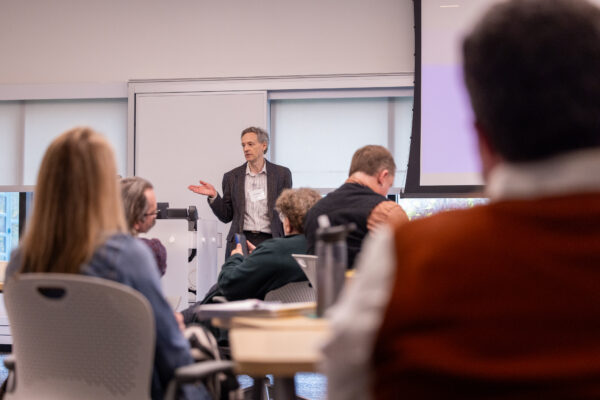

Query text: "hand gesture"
[188, 180, 217, 198]
[247, 240, 256, 254]
[230, 243, 244, 257]
[367, 201, 409, 231]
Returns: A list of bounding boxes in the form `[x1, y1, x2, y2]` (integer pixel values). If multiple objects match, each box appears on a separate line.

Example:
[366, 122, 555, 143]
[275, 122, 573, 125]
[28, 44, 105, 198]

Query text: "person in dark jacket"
[182, 188, 321, 322]
[218, 187, 322, 301]
[304, 145, 408, 268]
[188, 127, 292, 257]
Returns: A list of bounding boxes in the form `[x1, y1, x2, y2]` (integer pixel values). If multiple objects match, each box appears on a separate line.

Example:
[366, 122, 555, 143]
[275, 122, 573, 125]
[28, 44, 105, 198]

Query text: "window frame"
[0, 83, 127, 186]
[127, 73, 414, 182]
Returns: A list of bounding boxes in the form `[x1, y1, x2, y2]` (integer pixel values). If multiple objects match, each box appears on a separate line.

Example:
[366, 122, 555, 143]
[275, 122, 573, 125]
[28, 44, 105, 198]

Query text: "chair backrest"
[291, 254, 318, 290]
[264, 281, 315, 303]
[4, 273, 155, 400]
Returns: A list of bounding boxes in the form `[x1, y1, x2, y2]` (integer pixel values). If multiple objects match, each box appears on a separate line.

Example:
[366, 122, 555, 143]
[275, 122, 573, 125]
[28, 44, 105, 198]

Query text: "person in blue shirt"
[6, 127, 209, 400]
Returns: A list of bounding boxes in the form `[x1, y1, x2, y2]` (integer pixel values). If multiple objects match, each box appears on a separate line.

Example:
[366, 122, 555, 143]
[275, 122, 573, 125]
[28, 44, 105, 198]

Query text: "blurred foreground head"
[21, 127, 126, 273]
[463, 0, 600, 164]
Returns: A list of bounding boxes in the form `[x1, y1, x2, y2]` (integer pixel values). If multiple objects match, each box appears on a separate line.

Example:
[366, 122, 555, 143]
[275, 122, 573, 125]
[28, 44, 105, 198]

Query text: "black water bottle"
[315, 216, 355, 317]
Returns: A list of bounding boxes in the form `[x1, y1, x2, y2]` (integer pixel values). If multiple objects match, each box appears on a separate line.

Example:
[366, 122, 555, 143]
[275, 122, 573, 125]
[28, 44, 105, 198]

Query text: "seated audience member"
[6, 127, 209, 400]
[182, 188, 321, 321]
[121, 176, 167, 276]
[304, 145, 408, 268]
[323, 0, 600, 399]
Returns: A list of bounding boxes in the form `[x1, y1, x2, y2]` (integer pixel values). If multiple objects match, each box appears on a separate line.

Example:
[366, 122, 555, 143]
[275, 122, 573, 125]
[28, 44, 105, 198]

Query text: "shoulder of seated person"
[140, 237, 166, 248]
[372, 200, 400, 212]
[370, 201, 408, 220]
[109, 234, 155, 260]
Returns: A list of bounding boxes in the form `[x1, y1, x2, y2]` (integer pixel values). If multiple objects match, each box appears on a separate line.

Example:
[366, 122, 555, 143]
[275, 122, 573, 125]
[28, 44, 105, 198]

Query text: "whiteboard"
[134, 91, 267, 298]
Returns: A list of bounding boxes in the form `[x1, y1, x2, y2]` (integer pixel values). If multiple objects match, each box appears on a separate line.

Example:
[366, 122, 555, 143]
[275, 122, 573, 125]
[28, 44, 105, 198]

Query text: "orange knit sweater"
[373, 192, 600, 399]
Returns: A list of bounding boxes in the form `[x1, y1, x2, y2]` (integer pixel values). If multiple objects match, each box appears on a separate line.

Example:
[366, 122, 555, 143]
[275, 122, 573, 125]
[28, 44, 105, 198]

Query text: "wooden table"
[228, 316, 330, 400]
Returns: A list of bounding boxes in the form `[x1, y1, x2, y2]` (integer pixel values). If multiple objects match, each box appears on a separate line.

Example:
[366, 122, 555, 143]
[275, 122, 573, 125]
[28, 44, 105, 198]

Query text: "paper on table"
[229, 316, 329, 330]
[194, 299, 316, 319]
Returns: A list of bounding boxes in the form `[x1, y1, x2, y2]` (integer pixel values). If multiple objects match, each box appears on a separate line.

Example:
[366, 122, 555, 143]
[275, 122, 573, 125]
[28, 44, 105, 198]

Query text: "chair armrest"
[174, 360, 235, 384]
[4, 354, 15, 371]
[165, 360, 237, 400]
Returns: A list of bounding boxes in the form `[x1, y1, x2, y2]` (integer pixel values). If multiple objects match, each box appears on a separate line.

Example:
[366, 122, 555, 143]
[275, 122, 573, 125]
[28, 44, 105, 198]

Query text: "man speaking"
[189, 127, 292, 257]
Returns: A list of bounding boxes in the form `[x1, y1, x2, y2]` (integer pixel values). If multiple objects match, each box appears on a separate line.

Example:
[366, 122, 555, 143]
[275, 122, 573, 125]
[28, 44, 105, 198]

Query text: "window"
[270, 90, 413, 193]
[397, 197, 489, 220]
[0, 99, 127, 185]
[0, 192, 19, 261]
[0, 102, 22, 186]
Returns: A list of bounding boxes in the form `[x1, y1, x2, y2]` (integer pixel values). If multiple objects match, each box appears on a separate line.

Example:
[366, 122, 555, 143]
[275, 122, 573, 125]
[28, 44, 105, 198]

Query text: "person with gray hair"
[188, 126, 292, 258]
[121, 176, 167, 276]
[181, 188, 321, 324]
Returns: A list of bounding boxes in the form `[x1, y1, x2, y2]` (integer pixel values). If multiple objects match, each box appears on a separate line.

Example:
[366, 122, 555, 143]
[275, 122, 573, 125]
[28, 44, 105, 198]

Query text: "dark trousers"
[242, 231, 273, 247]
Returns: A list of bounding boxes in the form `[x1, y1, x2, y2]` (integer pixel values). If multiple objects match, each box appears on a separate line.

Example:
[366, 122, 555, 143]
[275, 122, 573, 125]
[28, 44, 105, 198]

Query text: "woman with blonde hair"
[6, 127, 208, 400]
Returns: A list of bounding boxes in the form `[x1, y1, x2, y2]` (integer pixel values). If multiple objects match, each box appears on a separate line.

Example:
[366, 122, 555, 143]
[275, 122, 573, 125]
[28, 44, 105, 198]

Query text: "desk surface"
[229, 316, 330, 377]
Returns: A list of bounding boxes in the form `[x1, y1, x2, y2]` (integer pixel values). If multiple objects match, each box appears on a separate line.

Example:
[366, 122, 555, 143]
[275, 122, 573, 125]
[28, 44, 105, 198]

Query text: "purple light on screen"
[421, 65, 481, 175]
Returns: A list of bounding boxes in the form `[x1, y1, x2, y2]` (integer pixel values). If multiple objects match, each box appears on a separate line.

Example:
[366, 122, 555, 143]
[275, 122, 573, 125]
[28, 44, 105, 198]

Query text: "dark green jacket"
[218, 234, 308, 301]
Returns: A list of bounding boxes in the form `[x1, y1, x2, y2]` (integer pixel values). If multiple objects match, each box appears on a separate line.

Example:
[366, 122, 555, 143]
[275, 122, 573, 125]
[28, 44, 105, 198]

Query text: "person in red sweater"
[323, 0, 600, 398]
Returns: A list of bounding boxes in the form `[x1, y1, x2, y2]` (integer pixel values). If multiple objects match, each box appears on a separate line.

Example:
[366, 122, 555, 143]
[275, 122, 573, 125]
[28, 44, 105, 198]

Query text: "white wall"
[0, 0, 414, 86]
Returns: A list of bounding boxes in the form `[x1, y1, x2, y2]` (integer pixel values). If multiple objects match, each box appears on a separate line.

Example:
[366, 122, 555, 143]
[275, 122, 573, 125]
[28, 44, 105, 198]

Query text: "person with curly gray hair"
[216, 187, 321, 300]
[182, 188, 321, 323]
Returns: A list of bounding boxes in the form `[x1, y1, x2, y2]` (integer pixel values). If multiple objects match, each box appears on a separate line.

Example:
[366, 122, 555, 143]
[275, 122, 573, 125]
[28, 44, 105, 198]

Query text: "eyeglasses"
[144, 210, 160, 217]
